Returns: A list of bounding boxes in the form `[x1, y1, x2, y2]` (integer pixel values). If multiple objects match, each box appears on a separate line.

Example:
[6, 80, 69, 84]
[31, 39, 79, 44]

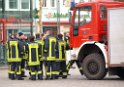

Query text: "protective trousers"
[10, 62, 22, 79]
[8, 63, 11, 79]
[66, 60, 83, 75]
[40, 61, 43, 78]
[46, 61, 59, 79]
[21, 59, 25, 76]
[30, 65, 42, 80]
[59, 61, 67, 78]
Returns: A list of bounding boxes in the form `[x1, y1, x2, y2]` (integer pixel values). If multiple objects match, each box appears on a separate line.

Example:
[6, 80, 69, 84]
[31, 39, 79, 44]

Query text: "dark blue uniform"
[44, 35, 57, 79]
[56, 37, 67, 79]
[7, 39, 24, 80]
[18, 39, 26, 77]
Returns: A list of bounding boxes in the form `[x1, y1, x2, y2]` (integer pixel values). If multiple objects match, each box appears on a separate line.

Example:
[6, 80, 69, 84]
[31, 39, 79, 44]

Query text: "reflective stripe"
[46, 57, 56, 61]
[8, 64, 11, 73]
[16, 72, 21, 75]
[46, 72, 51, 75]
[10, 71, 15, 74]
[47, 37, 56, 61]
[24, 53, 28, 60]
[37, 71, 42, 74]
[31, 72, 36, 75]
[28, 43, 40, 66]
[57, 41, 66, 61]
[52, 71, 59, 75]
[63, 72, 67, 75]
[8, 64, 11, 72]
[7, 41, 22, 62]
[17, 66, 21, 75]
[44, 50, 48, 52]
[66, 63, 70, 70]
[35, 40, 44, 61]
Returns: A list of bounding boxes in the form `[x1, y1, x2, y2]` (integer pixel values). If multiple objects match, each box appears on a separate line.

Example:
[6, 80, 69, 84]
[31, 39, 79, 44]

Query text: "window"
[21, 0, 29, 9]
[9, 0, 18, 9]
[43, 0, 47, 7]
[0, 0, 2, 9]
[51, 0, 55, 7]
[75, 6, 92, 26]
[73, 6, 92, 36]
[100, 6, 107, 19]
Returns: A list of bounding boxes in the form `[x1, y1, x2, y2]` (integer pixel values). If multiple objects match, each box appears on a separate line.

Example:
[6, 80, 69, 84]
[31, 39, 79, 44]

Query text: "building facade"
[0, 0, 36, 36]
[35, 0, 71, 36]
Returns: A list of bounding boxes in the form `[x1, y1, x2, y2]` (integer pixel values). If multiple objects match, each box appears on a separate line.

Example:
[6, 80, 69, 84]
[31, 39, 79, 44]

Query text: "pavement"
[0, 65, 124, 87]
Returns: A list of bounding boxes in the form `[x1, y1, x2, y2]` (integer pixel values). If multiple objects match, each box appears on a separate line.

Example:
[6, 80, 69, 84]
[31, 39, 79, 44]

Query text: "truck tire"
[117, 68, 124, 79]
[83, 53, 107, 80]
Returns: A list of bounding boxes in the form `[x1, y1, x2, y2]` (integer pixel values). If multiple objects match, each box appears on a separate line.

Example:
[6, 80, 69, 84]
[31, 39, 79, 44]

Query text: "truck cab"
[69, 1, 124, 80]
[70, 1, 124, 48]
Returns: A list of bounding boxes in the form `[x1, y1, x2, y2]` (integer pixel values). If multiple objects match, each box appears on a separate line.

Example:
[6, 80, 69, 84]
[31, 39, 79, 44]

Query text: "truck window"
[80, 6, 92, 25]
[100, 6, 107, 19]
[75, 6, 92, 26]
[73, 6, 92, 36]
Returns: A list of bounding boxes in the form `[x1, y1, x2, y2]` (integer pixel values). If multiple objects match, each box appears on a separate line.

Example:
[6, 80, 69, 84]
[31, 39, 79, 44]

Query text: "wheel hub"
[88, 61, 99, 75]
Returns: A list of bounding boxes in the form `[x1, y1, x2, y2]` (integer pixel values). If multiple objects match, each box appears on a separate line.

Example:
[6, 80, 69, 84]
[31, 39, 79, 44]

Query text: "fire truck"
[69, 0, 124, 80]
[0, 19, 6, 44]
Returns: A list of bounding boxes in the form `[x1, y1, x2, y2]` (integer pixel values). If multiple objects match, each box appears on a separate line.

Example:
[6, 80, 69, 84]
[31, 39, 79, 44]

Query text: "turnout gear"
[6, 40, 24, 80]
[35, 40, 44, 78]
[56, 40, 67, 78]
[26, 42, 42, 80]
[7, 40, 22, 62]
[44, 35, 57, 79]
[27, 43, 40, 66]
[64, 36, 70, 50]
[6, 40, 11, 79]
[45, 37, 56, 61]
[19, 39, 27, 77]
[35, 40, 44, 61]
[66, 60, 83, 75]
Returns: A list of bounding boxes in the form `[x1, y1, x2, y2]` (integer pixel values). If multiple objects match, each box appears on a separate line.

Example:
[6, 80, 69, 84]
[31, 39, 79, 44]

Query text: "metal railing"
[0, 44, 7, 66]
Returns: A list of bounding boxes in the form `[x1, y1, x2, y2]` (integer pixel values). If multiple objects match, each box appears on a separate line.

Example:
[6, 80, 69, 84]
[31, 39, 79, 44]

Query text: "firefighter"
[35, 33, 44, 79]
[56, 34, 67, 79]
[66, 60, 83, 75]
[23, 34, 29, 72]
[64, 32, 70, 50]
[18, 32, 27, 77]
[26, 36, 42, 80]
[44, 30, 58, 80]
[64, 32, 83, 75]
[6, 35, 24, 80]
[6, 35, 15, 79]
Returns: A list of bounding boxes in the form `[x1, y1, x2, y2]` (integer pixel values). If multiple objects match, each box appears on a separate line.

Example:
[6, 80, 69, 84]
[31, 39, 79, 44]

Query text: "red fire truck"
[69, 0, 124, 80]
[0, 19, 6, 44]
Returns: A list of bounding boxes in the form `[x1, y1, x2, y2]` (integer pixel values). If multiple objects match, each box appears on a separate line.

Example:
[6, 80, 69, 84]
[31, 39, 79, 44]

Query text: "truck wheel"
[117, 68, 124, 79]
[83, 53, 107, 80]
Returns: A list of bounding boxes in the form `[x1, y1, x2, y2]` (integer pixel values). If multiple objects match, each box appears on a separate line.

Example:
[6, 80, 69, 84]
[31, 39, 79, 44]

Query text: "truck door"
[99, 5, 107, 43]
[0, 22, 3, 44]
[72, 5, 93, 47]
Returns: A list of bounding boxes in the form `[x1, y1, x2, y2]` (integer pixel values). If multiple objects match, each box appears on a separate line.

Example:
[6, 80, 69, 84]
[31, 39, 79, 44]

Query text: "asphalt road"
[0, 65, 124, 87]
